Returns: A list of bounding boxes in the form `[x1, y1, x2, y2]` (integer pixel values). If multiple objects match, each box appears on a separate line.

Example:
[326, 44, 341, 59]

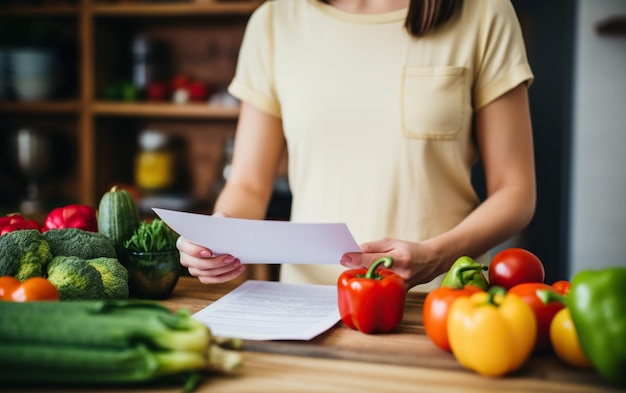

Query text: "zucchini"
[97, 185, 141, 265]
[0, 300, 243, 389]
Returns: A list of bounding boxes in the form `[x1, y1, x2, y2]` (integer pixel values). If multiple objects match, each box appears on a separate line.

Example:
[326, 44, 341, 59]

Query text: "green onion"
[0, 300, 242, 391]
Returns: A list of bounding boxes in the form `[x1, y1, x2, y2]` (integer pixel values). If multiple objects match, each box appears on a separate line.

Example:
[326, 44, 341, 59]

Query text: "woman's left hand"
[340, 237, 444, 289]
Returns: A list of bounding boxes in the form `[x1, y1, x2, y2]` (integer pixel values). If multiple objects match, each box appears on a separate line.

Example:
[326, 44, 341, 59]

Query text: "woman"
[177, 0, 536, 291]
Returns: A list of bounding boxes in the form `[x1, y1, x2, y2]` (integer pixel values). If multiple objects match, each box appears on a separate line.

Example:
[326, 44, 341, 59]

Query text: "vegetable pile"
[0, 226, 128, 300]
[0, 187, 244, 391]
[0, 299, 243, 390]
[422, 248, 626, 387]
[0, 185, 179, 301]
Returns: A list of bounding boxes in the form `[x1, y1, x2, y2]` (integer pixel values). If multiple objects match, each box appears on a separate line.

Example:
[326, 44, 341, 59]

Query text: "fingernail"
[341, 255, 352, 265]
[200, 250, 212, 258]
[224, 255, 235, 264]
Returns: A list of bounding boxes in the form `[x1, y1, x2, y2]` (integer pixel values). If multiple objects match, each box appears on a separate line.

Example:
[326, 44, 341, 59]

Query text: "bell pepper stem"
[365, 257, 394, 280]
[457, 264, 488, 286]
[486, 286, 506, 305]
[536, 289, 567, 306]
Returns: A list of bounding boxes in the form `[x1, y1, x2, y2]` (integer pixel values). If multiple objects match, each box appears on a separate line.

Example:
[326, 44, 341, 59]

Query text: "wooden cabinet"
[0, 0, 262, 216]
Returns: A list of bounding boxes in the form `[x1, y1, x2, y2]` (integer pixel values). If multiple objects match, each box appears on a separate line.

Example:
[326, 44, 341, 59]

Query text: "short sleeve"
[473, 0, 534, 110]
[227, 2, 282, 118]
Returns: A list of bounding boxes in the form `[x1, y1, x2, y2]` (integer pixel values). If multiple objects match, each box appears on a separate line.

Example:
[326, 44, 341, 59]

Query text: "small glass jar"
[134, 130, 174, 193]
[126, 249, 181, 300]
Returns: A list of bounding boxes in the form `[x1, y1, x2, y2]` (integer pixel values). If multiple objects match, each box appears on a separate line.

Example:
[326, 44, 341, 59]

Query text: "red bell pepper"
[42, 204, 98, 233]
[0, 213, 41, 236]
[337, 256, 405, 334]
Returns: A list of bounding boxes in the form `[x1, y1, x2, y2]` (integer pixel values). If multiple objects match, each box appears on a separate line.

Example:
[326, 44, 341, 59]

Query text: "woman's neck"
[329, 0, 409, 14]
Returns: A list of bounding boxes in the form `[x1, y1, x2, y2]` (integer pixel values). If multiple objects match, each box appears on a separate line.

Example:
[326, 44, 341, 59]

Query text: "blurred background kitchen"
[0, 0, 624, 283]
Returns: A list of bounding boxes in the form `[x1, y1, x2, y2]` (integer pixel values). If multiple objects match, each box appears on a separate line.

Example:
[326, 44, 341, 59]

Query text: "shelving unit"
[0, 0, 262, 214]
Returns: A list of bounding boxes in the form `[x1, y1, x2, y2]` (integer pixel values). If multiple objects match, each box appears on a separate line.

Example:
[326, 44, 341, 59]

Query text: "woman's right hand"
[176, 236, 245, 284]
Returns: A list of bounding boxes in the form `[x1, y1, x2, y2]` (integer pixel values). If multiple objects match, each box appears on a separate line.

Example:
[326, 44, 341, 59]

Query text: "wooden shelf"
[0, 0, 257, 208]
[0, 5, 78, 16]
[92, 101, 239, 119]
[0, 101, 80, 114]
[93, 1, 262, 17]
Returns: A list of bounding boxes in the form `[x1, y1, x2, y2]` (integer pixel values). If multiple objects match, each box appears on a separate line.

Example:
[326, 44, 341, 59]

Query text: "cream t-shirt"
[228, 0, 534, 291]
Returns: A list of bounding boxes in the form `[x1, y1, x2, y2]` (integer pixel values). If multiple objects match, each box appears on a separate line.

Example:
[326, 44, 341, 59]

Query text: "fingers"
[177, 236, 212, 258]
[341, 238, 394, 269]
[177, 235, 245, 284]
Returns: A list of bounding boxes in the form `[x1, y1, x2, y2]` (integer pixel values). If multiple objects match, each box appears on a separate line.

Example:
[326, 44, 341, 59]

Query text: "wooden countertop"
[11, 277, 623, 393]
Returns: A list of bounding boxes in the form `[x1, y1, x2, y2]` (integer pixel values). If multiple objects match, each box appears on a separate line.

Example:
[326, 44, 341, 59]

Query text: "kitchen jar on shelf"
[134, 130, 174, 194]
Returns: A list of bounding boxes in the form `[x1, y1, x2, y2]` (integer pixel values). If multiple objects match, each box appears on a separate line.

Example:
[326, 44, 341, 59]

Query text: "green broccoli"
[86, 257, 129, 299]
[46, 256, 105, 300]
[0, 229, 52, 281]
[44, 228, 116, 260]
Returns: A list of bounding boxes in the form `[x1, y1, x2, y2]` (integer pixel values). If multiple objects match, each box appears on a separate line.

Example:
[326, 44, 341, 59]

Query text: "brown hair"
[318, 0, 464, 37]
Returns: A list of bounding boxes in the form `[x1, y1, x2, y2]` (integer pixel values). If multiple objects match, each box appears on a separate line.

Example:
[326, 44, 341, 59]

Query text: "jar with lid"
[135, 130, 174, 194]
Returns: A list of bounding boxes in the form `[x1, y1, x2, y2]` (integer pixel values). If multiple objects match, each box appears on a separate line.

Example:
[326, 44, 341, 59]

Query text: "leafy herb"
[124, 219, 178, 252]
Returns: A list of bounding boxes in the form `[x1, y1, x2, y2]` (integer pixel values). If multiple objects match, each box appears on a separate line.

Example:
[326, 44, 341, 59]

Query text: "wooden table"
[11, 277, 623, 393]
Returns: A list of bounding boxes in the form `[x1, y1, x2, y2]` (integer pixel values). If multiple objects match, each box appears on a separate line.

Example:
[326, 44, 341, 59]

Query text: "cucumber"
[97, 185, 141, 265]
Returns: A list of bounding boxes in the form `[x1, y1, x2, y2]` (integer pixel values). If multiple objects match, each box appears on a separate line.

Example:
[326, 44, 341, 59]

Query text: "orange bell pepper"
[447, 287, 536, 377]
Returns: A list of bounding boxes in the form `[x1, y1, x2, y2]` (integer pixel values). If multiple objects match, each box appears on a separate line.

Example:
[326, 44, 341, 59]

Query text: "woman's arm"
[342, 83, 536, 288]
[214, 102, 286, 219]
[426, 82, 536, 261]
[177, 102, 285, 283]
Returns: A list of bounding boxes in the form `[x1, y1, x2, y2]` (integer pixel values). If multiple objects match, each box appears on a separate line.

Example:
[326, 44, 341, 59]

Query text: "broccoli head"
[0, 229, 52, 281]
[86, 257, 129, 299]
[44, 228, 116, 260]
[46, 256, 106, 300]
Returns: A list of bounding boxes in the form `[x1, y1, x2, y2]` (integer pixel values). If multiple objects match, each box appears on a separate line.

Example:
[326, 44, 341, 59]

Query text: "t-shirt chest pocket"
[400, 66, 469, 139]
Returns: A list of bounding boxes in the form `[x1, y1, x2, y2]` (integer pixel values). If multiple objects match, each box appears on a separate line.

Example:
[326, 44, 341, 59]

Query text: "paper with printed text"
[192, 280, 341, 341]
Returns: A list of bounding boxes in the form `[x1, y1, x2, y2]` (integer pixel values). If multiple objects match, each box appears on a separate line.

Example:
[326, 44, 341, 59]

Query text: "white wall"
[570, 0, 626, 276]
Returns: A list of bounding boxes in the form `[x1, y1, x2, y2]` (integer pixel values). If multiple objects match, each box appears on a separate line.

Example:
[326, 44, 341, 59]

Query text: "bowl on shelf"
[8, 47, 57, 102]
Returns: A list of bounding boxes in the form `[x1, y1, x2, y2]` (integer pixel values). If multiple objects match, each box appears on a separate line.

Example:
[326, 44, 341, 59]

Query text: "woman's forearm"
[424, 184, 536, 273]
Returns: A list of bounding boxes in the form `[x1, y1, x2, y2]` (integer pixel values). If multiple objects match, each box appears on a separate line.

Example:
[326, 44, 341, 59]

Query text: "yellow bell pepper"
[447, 287, 536, 377]
[550, 308, 593, 369]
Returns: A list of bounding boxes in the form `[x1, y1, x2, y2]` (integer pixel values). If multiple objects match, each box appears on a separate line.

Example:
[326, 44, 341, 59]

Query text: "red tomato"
[170, 74, 190, 90]
[552, 280, 570, 295]
[0, 276, 21, 300]
[146, 81, 170, 101]
[188, 81, 210, 101]
[488, 248, 545, 289]
[508, 282, 564, 352]
[9, 277, 60, 302]
[422, 285, 484, 351]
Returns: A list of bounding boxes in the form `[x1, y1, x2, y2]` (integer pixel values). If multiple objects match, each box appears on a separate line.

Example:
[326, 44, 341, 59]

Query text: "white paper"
[152, 208, 360, 265]
[192, 280, 341, 341]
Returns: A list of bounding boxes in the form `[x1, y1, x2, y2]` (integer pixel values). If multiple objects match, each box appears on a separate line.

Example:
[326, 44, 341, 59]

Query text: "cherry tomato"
[508, 282, 564, 351]
[488, 248, 545, 289]
[9, 277, 60, 302]
[422, 285, 484, 351]
[550, 308, 593, 368]
[0, 276, 21, 300]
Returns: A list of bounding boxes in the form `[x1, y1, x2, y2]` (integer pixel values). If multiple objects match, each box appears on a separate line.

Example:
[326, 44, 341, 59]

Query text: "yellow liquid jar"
[135, 130, 173, 191]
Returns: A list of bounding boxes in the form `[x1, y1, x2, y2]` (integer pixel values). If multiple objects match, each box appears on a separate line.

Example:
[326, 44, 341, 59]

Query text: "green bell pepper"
[539, 267, 626, 386]
[440, 256, 489, 291]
